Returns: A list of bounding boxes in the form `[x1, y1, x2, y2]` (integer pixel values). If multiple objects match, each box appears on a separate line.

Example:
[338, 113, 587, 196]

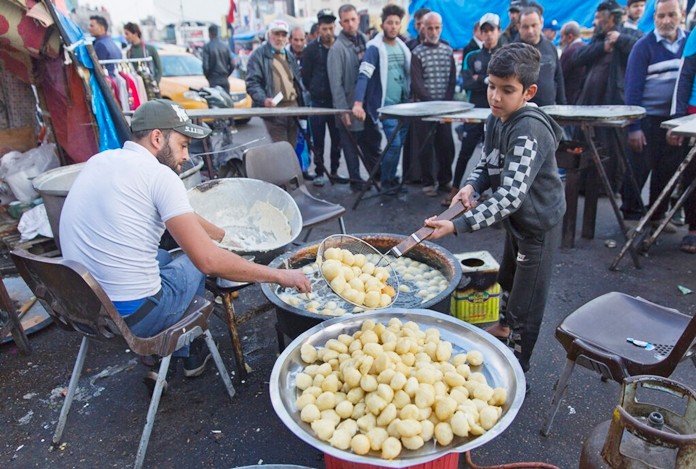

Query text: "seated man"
[60, 100, 310, 383]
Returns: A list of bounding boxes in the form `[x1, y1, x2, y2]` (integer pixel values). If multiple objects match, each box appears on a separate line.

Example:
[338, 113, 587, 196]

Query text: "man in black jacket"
[201, 25, 234, 92]
[302, 9, 345, 186]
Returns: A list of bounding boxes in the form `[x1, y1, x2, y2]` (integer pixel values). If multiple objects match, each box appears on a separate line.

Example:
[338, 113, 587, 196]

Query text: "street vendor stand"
[541, 105, 646, 267]
[352, 102, 475, 209]
[610, 115, 696, 269]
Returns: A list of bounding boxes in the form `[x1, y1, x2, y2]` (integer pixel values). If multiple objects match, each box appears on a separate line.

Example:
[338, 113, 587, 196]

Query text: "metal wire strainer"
[317, 234, 399, 309]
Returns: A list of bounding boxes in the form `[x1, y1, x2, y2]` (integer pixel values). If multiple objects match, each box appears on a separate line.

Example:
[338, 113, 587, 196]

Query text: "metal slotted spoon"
[317, 234, 399, 309]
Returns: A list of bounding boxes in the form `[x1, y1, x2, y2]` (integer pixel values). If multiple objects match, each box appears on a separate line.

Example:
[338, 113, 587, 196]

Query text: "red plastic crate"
[324, 452, 460, 469]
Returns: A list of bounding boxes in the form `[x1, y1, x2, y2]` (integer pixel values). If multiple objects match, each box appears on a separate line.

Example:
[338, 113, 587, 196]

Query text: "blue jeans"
[381, 118, 408, 183]
[129, 249, 206, 357]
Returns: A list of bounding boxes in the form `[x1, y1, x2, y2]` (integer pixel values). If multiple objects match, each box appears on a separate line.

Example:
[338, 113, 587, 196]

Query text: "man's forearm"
[197, 214, 224, 241]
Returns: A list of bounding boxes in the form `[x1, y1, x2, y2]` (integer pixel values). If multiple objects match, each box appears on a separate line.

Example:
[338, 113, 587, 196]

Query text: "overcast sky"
[82, 0, 229, 27]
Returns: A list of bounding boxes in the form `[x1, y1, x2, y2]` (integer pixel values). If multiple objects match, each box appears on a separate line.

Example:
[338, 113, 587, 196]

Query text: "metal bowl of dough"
[269, 309, 526, 467]
[188, 178, 302, 265]
[261, 233, 462, 341]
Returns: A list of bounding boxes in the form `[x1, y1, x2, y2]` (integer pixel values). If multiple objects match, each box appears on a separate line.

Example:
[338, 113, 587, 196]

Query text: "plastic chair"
[542, 292, 696, 436]
[244, 141, 346, 242]
[10, 249, 236, 469]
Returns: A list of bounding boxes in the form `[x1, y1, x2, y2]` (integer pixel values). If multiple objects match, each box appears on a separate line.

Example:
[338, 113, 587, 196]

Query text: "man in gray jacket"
[201, 25, 234, 92]
[328, 4, 380, 191]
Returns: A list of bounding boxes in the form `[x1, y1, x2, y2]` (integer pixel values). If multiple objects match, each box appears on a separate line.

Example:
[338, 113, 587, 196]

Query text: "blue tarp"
[407, 0, 658, 50]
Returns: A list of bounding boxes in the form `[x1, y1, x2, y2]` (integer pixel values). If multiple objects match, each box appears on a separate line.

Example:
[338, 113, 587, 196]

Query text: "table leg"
[221, 292, 247, 379]
[612, 127, 646, 213]
[562, 168, 580, 248]
[581, 164, 600, 240]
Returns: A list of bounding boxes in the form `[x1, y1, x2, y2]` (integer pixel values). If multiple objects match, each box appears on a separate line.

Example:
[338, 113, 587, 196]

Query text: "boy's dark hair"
[487, 43, 540, 90]
[413, 8, 431, 20]
[310, 23, 320, 34]
[123, 22, 142, 38]
[381, 4, 405, 23]
[90, 15, 109, 32]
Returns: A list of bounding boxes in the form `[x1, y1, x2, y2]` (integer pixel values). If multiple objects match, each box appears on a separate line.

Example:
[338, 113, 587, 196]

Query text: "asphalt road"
[1, 117, 695, 468]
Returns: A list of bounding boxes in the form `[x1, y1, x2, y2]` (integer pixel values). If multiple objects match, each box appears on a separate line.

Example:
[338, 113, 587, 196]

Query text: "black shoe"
[183, 338, 213, 378]
[302, 172, 315, 181]
[330, 173, 350, 184]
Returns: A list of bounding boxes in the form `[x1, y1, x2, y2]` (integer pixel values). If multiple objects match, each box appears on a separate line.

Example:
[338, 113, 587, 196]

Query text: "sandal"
[680, 234, 696, 254]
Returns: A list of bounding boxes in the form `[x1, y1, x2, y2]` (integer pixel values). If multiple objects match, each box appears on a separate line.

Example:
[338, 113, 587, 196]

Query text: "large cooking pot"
[261, 233, 462, 340]
[188, 178, 302, 265]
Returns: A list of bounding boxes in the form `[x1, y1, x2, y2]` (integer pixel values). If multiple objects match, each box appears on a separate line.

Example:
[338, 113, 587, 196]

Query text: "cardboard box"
[450, 250, 500, 324]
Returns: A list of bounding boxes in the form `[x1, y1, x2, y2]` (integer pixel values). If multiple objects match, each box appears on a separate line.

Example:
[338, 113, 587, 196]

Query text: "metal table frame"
[611, 115, 696, 269]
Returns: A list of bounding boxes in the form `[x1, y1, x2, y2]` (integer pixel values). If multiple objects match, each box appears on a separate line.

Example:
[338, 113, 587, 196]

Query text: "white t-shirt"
[60, 141, 193, 301]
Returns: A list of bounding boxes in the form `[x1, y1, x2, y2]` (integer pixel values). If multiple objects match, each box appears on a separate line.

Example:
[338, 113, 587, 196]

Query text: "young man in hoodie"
[352, 4, 411, 191]
[426, 43, 566, 376]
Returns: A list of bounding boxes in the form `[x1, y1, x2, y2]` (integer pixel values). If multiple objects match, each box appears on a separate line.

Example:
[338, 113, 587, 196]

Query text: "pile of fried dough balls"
[320, 247, 396, 309]
[294, 318, 507, 460]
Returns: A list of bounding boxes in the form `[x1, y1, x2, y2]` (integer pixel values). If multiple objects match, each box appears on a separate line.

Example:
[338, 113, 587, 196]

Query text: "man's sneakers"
[330, 173, 350, 184]
[183, 337, 213, 378]
[313, 175, 328, 187]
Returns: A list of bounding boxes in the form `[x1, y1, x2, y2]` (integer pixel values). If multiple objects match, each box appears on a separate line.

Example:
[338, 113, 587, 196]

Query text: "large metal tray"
[378, 102, 474, 118]
[270, 309, 525, 467]
[541, 105, 646, 121]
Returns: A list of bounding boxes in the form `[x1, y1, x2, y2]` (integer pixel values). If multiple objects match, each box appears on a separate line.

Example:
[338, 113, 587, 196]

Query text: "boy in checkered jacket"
[427, 43, 565, 375]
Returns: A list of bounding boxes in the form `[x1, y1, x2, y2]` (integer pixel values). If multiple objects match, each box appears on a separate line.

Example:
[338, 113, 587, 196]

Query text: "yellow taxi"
[158, 48, 252, 120]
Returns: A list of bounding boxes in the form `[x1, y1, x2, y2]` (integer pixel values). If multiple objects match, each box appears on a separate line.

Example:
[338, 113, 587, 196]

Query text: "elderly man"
[287, 26, 306, 67]
[411, 12, 457, 197]
[328, 4, 380, 191]
[352, 4, 411, 192]
[246, 20, 304, 147]
[60, 100, 310, 386]
[88, 15, 121, 76]
[517, 7, 566, 106]
[559, 21, 587, 105]
[621, 0, 687, 232]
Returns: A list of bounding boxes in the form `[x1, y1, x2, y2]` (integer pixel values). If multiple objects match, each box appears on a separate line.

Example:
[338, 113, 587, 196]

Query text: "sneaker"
[302, 172, 315, 181]
[313, 175, 328, 187]
[672, 207, 685, 226]
[330, 173, 350, 184]
[422, 185, 438, 197]
[183, 338, 213, 378]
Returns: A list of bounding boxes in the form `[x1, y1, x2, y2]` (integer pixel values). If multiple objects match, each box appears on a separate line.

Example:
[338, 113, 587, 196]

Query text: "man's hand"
[628, 129, 647, 153]
[666, 129, 684, 147]
[340, 112, 352, 128]
[451, 184, 479, 210]
[604, 30, 619, 52]
[352, 102, 366, 121]
[278, 269, 312, 293]
[264, 97, 275, 107]
[424, 218, 455, 240]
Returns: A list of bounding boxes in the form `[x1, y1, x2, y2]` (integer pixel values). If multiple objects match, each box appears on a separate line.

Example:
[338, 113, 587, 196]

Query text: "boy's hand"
[451, 185, 479, 210]
[352, 102, 366, 121]
[424, 217, 455, 240]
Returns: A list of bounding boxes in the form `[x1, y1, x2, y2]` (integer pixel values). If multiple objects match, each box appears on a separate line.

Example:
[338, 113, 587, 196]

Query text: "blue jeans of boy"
[381, 118, 408, 184]
[129, 250, 206, 357]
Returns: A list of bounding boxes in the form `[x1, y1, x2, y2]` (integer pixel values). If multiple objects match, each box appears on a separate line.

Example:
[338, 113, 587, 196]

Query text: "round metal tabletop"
[541, 105, 646, 121]
[378, 101, 474, 118]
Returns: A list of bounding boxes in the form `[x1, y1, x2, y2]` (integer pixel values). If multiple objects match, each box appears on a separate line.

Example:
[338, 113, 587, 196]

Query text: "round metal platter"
[541, 105, 646, 121]
[270, 309, 526, 467]
[378, 101, 474, 118]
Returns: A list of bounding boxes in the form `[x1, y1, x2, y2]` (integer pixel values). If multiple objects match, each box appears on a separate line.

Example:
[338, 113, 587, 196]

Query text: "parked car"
[158, 48, 251, 122]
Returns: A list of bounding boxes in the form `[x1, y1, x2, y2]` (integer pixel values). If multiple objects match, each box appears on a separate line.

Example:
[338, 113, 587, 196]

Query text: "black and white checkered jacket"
[454, 105, 566, 235]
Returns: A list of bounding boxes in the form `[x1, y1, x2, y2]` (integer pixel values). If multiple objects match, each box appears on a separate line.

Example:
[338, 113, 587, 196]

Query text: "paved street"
[1, 117, 695, 468]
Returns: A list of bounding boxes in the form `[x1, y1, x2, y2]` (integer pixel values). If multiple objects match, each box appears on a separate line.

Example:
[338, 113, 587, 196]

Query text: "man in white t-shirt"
[60, 100, 310, 383]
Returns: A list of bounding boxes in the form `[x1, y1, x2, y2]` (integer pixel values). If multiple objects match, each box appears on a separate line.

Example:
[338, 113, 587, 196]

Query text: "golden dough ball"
[444, 371, 466, 388]
[377, 383, 395, 403]
[396, 419, 422, 438]
[358, 273, 373, 284]
[433, 381, 448, 397]
[365, 278, 383, 293]
[392, 389, 411, 409]
[317, 362, 332, 376]
[390, 371, 407, 391]
[450, 410, 470, 437]
[316, 391, 336, 411]
[469, 371, 487, 384]
[358, 355, 374, 375]
[382, 285, 396, 298]
[348, 277, 365, 293]
[456, 364, 472, 379]
[436, 341, 453, 362]
[321, 374, 340, 393]
[351, 434, 371, 455]
[296, 393, 315, 410]
[415, 366, 439, 385]
[373, 352, 392, 373]
[386, 418, 401, 438]
[359, 329, 379, 345]
[402, 435, 425, 450]
[311, 418, 336, 441]
[337, 333, 354, 346]
[367, 427, 389, 451]
[343, 367, 362, 388]
[404, 376, 420, 397]
[302, 386, 322, 398]
[434, 396, 458, 421]
[321, 260, 342, 281]
[301, 343, 318, 364]
[351, 402, 366, 420]
[434, 422, 454, 446]
[374, 266, 390, 280]
[352, 266, 363, 278]
[381, 437, 402, 460]
[321, 409, 341, 426]
[419, 420, 434, 443]
[335, 400, 354, 419]
[342, 250, 355, 266]
[380, 293, 392, 308]
[346, 386, 365, 405]
[326, 339, 348, 354]
[329, 428, 352, 450]
[452, 353, 468, 366]
[296, 372, 313, 390]
[364, 290, 381, 308]
[399, 404, 420, 421]
[489, 387, 507, 406]
[415, 385, 435, 409]
[423, 342, 437, 360]
[473, 383, 494, 402]
[381, 329, 398, 344]
[362, 262, 376, 275]
[300, 403, 321, 423]
[388, 317, 403, 329]
[377, 368, 396, 385]
[360, 374, 378, 392]
[337, 418, 358, 437]
[356, 412, 377, 433]
[324, 247, 341, 261]
[401, 352, 416, 367]
[330, 275, 347, 295]
[376, 403, 398, 427]
[363, 342, 384, 359]
[365, 393, 388, 415]
[480, 405, 500, 431]
[342, 266, 356, 282]
[450, 387, 470, 403]
[467, 350, 484, 367]
[353, 291, 366, 307]
[360, 319, 376, 331]
[353, 253, 367, 268]
[398, 284, 411, 293]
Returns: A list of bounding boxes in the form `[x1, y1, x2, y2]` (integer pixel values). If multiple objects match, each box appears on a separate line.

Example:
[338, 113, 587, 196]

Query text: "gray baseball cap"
[131, 99, 211, 139]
